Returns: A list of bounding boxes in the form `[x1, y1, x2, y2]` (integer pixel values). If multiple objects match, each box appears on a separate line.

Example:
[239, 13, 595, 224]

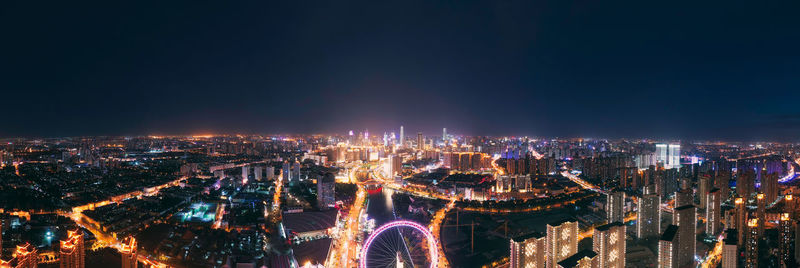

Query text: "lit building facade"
[120, 237, 138, 268]
[546, 219, 579, 268]
[722, 229, 737, 268]
[779, 213, 792, 266]
[593, 222, 625, 268]
[655, 143, 680, 169]
[745, 219, 759, 268]
[706, 188, 721, 235]
[510, 232, 546, 268]
[59, 228, 85, 268]
[638, 186, 661, 239]
[556, 250, 597, 268]
[658, 225, 679, 268]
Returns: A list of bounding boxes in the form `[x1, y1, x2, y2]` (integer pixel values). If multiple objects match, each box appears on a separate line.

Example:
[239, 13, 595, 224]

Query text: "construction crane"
[441, 220, 479, 253]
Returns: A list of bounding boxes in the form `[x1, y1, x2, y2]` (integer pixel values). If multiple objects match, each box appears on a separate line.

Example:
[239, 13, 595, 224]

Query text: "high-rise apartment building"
[698, 176, 710, 209]
[756, 193, 766, 237]
[13, 243, 38, 268]
[509, 232, 546, 268]
[706, 188, 721, 235]
[779, 213, 792, 266]
[557, 250, 597, 268]
[722, 229, 737, 268]
[316, 173, 335, 209]
[607, 191, 625, 223]
[735, 197, 746, 247]
[120, 237, 138, 268]
[638, 186, 661, 239]
[546, 219, 579, 268]
[417, 132, 424, 149]
[254, 166, 262, 181]
[745, 219, 759, 268]
[673, 205, 696, 268]
[593, 222, 625, 268]
[658, 224, 679, 268]
[60, 228, 85, 268]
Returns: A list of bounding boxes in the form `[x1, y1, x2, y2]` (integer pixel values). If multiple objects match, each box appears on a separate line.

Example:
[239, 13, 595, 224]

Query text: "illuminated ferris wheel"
[360, 220, 439, 268]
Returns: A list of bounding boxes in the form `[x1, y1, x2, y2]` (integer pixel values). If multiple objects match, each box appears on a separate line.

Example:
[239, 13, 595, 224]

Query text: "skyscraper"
[13, 243, 38, 268]
[698, 176, 710, 209]
[254, 166, 262, 181]
[120, 237, 138, 268]
[756, 193, 766, 237]
[509, 232, 545, 268]
[60, 228, 85, 268]
[282, 161, 290, 181]
[763, 172, 779, 204]
[638, 186, 661, 239]
[673, 205, 696, 268]
[735, 197, 746, 248]
[658, 224, 679, 268]
[546, 219, 579, 268]
[241, 165, 249, 183]
[675, 187, 693, 208]
[399, 125, 404, 147]
[745, 219, 759, 268]
[779, 213, 792, 266]
[593, 222, 625, 268]
[606, 191, 625, 223]
[655, 143, 681, 169]
[443, 128, 447, 141]
[317, 173, 335, 209]
[417, 132, 424, 149]
[737, 169, 755, 201]
[706, 188, 721, 235]
[722, 229, 737, 268]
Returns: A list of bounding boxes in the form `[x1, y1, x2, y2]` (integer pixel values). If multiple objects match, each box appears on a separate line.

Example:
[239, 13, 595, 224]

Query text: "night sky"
[2, 1, 800, 140]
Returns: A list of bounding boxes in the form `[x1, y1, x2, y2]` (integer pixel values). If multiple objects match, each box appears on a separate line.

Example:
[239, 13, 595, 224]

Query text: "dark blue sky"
[2, 0, 799, 140]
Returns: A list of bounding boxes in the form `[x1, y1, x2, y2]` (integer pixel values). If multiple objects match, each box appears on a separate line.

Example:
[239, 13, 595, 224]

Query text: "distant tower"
[316, 173, 335, 209]
[254, 166, 262, 181]
[606, 191, 625, 223]
[400, 126, 404, 146]
[120, 237, 138, 268]
[698, 175, 710, 209]
[60, 228, 85, 268]
[706, 188, 721, 235]
[241, 165, 249, 184]
[509, 232, 545, 268]
[417, 132, 424, 149]
[735, 197, 746, 248]
[442, 128, 447, 142]
[655, 143, 681, 169]
[756, 193, 766, 237]
[282, 161, 290, 181]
